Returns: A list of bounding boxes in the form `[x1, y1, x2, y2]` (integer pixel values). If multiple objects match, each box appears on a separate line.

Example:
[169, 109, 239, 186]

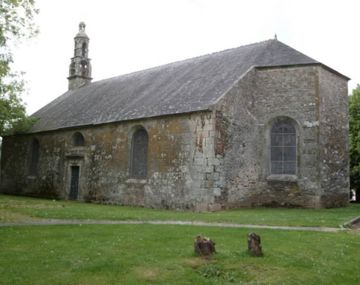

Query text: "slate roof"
[31, 39, 335, 133]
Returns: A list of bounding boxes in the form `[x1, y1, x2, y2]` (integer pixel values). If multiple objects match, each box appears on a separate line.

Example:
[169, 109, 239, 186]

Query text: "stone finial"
[75, 22, 88, 39]
[274, 33, 278, 40]
[79, 22, 86, 32]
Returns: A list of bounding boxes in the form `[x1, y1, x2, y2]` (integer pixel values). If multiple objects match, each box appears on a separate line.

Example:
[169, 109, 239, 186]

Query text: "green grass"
[1, 194, 359, 227]
[1, 195, 360, 284]
[1, 224, 359, 285]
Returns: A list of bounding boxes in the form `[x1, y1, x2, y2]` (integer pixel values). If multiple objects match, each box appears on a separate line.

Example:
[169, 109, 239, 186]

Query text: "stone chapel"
[0, 23, 350, 210]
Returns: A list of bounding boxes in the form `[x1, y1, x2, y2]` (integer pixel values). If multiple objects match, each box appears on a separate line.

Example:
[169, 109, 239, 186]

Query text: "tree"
[349, 84, 360, 201]
[0, 0, 38, 136]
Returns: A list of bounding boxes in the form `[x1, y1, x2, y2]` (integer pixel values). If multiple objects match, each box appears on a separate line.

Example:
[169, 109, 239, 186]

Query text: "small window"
[72, 132, 85, 146]
[270, 121, 296, 175]
[82, 42, 87, 57]
[29, 139, 40, 175]
[80, 60, 88, 77]
[130, 128, 148, 178]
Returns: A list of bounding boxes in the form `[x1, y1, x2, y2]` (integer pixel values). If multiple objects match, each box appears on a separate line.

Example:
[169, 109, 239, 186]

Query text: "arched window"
[130, 128, 148, 178]
[29, 139, 40, 175]
[82, 42, 87, 57]
[72, 132, 85, 146]
[270, 120, 296, 175]
[81, 60, 88, 77]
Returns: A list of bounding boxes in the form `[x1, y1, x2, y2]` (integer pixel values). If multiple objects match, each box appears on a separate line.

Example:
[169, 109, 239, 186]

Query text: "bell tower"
[68, 22, 92, 90]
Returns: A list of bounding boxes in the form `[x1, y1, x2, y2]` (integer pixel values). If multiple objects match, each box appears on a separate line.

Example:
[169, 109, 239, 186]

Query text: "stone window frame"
[129, 126, 149, 179]
[72, 132, 85, 147]
[28, 138, 40, 176]
[265, 116, 300, 181]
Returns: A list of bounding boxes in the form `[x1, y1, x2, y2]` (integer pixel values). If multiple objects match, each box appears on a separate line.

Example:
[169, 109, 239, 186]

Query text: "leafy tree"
[349, 84, 360, 201]
[0, 0, 38, 136]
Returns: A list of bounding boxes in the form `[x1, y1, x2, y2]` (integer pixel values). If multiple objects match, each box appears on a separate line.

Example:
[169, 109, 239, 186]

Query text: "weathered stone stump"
[194, 235, 216, 257]
[247, 232, 263, 257]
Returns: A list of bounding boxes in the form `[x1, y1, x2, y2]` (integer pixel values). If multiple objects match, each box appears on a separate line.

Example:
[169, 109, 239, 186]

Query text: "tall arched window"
[130, 128, 148, 178]
[270, 120, 296, 175]
[72, 132, 85, 146]
[29, 139, 40, 175]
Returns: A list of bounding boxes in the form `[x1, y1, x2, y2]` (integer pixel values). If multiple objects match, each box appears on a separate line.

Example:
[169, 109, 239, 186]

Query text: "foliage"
[1, 194, 360, 227]
[349, 85, 360, 198]
[0, 0, 38, 136]
[198, 263, 236, 282]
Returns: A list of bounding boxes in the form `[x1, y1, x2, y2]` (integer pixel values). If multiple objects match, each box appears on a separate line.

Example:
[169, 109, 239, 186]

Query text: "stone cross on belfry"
[79, 22, 86, 32]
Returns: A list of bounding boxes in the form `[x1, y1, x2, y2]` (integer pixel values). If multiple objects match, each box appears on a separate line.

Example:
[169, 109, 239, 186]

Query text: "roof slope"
[31, 39, 319, 133]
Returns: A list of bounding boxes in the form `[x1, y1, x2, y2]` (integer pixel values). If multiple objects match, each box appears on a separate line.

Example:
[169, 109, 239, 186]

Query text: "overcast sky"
[12, 0, 360, 114]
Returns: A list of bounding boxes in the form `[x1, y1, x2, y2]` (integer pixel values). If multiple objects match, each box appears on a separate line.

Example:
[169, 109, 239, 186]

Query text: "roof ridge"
[91, 39, 275, 86]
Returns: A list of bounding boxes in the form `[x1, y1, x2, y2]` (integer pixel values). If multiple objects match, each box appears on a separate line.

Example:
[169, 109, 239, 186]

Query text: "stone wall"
[318, 68, 349, 207]
[214, 65, 349, 208]
[1, 112, 219, 210]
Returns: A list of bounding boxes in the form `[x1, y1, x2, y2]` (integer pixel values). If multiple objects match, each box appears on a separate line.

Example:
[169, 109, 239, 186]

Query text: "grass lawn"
[1, 224, 360, 285]
[1, 195, 360, 284]
[1, 194, 359, 227]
